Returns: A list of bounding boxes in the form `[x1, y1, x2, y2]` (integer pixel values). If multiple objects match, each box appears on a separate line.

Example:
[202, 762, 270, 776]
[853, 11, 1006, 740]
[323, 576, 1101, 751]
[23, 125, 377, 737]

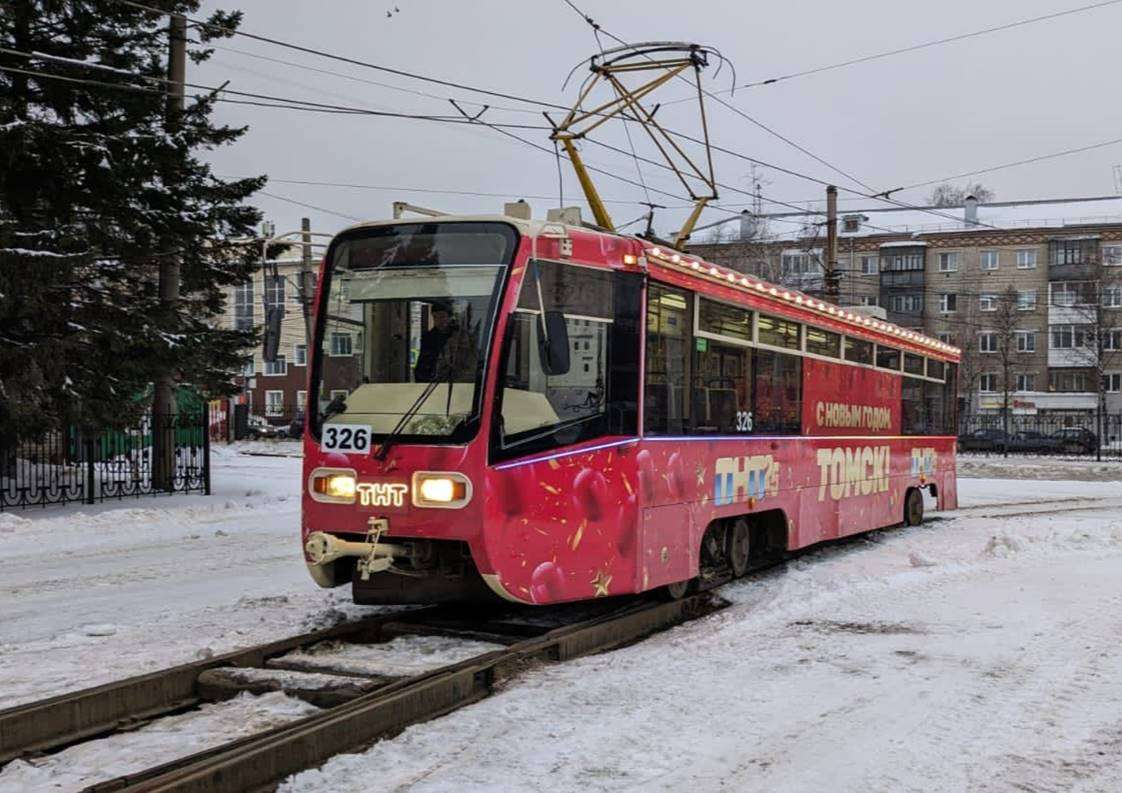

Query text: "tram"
[300, 212, 959, 605]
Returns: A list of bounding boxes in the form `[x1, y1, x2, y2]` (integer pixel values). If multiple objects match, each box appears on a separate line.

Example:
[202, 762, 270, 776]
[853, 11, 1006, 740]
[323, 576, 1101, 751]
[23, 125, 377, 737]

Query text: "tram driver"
[414, 301, 476, 383]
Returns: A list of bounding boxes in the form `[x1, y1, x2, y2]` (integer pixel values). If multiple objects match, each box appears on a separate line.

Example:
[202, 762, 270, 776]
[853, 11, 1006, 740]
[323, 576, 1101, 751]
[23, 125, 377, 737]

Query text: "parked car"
[1051, 427, 1099, 454]
[1006, 431, 1064, 454]
[246, 414, 282, 441]
[957, 428, 1011, 452]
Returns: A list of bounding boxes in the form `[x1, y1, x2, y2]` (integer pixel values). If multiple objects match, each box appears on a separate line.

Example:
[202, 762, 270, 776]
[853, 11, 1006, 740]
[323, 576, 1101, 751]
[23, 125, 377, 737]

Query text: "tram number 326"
[321, 424, 372, 453]
[736, 411, 753, 432]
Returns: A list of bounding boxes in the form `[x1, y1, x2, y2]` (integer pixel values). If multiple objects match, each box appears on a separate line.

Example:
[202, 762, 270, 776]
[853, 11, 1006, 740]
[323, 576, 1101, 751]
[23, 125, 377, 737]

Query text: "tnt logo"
[911, 448, 937, 478]
[714, 455, 778, 506]
[356, 482, 408, 508]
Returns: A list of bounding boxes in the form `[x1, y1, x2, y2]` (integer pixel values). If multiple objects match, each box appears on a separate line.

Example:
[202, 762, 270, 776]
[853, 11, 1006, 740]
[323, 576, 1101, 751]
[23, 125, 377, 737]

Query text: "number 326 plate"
[321, 424, 372, 453]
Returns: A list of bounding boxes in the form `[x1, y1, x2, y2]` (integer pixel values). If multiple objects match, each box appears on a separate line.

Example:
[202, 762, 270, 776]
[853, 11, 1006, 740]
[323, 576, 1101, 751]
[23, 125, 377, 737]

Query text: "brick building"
[691, 196, 1122, 420]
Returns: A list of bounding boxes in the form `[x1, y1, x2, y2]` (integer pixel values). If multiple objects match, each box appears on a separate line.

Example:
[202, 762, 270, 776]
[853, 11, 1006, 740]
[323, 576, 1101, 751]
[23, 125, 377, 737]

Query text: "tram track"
[0, 592, 723, 792]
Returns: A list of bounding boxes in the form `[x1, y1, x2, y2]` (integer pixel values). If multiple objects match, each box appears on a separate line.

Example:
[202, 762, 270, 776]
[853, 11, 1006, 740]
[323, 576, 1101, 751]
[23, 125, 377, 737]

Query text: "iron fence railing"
[958, 413, 1122, 457]
[0, 412, 210, 510]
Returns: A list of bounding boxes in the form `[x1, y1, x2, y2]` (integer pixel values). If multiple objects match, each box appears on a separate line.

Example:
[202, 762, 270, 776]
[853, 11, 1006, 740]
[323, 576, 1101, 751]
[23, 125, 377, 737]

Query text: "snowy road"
[1, 450, 1121, 792]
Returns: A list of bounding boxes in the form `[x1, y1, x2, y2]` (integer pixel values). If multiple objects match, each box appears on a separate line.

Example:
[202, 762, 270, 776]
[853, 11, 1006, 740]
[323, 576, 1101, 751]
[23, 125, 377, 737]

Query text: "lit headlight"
[412, 472, 472, 509]
[309, 468, 357, 503]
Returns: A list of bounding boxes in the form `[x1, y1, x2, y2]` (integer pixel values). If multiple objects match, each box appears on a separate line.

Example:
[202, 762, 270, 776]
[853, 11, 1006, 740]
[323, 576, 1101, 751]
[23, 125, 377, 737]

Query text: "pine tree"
[0, 1, 264, 443]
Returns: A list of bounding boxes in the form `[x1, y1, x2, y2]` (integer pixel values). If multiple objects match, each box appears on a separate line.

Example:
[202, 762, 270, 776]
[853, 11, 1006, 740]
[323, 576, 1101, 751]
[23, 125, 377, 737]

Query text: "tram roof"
[335, 214, 960, 362]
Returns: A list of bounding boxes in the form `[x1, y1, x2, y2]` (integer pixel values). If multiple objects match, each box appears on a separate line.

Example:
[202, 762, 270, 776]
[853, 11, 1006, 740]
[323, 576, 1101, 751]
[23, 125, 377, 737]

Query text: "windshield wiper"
[322, 393, 348, 421]
[373, 356, 453, 461]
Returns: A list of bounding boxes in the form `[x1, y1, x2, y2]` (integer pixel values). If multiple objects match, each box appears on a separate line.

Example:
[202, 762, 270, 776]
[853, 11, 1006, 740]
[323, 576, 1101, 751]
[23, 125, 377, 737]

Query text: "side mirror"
[537, 310, 571, 376]
[262, 306, 283, 363]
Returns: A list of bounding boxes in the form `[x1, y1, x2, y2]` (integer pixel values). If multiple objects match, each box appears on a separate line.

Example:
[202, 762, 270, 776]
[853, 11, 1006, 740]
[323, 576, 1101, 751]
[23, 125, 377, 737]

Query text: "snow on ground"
[958, 453, 1122, 482]
[2, 450, 1122, 792]
[283, 483, 1122, 793]
[0, 444, 364, 709]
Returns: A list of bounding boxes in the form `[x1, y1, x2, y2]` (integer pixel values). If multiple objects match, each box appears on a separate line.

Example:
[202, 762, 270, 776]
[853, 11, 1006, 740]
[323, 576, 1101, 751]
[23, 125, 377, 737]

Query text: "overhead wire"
[735, 0, 1122, 90]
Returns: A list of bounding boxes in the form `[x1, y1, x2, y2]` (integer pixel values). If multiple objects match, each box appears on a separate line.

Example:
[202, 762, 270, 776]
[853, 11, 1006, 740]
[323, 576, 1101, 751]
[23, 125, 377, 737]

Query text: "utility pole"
[824, 184, 840, 304]
[152, 12, 186, 492]
[299, 217, 313, 346]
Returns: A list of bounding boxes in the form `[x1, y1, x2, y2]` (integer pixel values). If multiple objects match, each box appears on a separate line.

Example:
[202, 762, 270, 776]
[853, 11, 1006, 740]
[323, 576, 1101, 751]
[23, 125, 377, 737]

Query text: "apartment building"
[222, 243, 318, 422]
[692, 195, 1122, 418]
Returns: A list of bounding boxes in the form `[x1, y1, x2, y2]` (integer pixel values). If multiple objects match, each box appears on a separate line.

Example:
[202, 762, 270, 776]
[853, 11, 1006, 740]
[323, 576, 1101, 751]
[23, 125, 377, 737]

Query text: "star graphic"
[695, 463, 705, 487]
[591, 569, 612, 597]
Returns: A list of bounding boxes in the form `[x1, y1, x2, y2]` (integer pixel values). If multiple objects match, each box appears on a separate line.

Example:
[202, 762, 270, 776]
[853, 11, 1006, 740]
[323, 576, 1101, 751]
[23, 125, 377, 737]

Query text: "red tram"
[300, 214, 959, 605]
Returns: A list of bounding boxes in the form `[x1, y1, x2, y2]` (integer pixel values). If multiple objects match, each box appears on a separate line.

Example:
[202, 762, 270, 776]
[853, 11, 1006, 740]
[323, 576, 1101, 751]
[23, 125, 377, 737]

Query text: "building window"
[858, 295, 878, 307]
[843, 215, 862, 233]
[264, 355, 287, 376]
[781, 252, 822, 277]
[980, 251, 1000, 271]
[938, 293, 957, 313]
[881, 252, 924, 272]
[1105, 328, 1122, 351]
[1104, 245, 1122, 266]
[1017, 290, 1037, 311]
[293, 343, 307, 366]
[296, 390, 307, 411]
[979, 294, 998, 312]
[233, 280, 254, 331]
[890, 294, 923, 313]
[1016, 331, 1036, 353]
[330, 332, 353, 356]
[1050, 370, 1089, 392]
[1104, 285, 1122, 308]
[265, 390, 284, 416]
[860, 255, 878, 275]
[242, 358, 255, 377]
[979, 332, 997, 353]
[1050, 238, 1097, 266]
[1105, 373, 1121, 393]
[1050, 325, 1092, 349]
[1015, 374, 1034, 392]
[937, 332, 954, 345]
[1050, 281, 1095, 307]
[979, 373, 997, 393]
[1016, 250, 1038, 269]
[937, 252, 958, 272]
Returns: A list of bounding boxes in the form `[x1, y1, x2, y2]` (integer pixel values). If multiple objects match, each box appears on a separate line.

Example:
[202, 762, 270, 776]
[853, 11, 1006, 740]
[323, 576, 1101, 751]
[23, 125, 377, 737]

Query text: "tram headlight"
[412, 472, 472, 509]
[309, 468, 357, 503]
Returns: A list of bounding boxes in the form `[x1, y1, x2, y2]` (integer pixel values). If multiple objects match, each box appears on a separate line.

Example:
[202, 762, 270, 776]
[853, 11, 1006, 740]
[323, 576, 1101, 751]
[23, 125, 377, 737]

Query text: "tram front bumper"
[304, 528, 411, 583]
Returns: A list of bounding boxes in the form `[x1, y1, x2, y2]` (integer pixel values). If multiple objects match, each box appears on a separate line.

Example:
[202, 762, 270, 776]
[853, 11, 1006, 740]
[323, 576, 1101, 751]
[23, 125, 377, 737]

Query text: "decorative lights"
[637, 245, 960, 356]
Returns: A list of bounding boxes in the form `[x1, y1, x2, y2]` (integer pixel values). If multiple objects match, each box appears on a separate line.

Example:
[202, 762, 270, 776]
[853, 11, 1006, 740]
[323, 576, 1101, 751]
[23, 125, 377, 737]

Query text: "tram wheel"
[727, 518, 751, 578]
[904, 488, 925, 527]
[661, 578, 692, 601]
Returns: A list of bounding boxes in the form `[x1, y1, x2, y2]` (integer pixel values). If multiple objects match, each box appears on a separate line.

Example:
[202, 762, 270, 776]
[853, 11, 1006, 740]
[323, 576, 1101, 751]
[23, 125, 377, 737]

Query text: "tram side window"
[645, 284, 691, 434]
[754, 348, 801, 434]
[845, 336, 874, 365]
[806, 326, 841, 358]
[693, 299, 752, 434]
[494, 262, 640, 459]
[902, 376, 926, 435]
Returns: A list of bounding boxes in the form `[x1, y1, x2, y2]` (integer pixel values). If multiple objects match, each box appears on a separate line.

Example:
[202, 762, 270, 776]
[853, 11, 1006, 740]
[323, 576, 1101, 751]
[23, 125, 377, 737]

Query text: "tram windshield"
[312, 221, 518, 442]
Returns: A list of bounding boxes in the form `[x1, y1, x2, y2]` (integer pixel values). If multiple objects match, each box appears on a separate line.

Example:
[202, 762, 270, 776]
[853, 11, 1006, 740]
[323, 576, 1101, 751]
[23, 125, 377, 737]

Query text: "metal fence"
[958, 413, 1122, 457]
[0, 412, 210, 510]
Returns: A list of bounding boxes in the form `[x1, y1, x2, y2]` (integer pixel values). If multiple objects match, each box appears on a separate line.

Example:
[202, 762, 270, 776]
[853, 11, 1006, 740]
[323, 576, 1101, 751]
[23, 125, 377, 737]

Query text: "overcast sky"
[194, 0, 1122, 241]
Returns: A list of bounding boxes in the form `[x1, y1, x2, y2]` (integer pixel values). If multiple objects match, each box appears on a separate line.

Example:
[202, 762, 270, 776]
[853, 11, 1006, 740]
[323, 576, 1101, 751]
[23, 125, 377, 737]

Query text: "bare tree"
[1061, 254, 1122, 460]
[990, 286, 1022, 457]
[954, 297, 984, 423]
[928, 183, 996, 207]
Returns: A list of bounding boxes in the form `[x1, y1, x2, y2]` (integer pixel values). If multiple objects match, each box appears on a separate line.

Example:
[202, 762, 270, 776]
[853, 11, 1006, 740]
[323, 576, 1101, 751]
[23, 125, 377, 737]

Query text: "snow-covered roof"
[752, 195, 1122, 242]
